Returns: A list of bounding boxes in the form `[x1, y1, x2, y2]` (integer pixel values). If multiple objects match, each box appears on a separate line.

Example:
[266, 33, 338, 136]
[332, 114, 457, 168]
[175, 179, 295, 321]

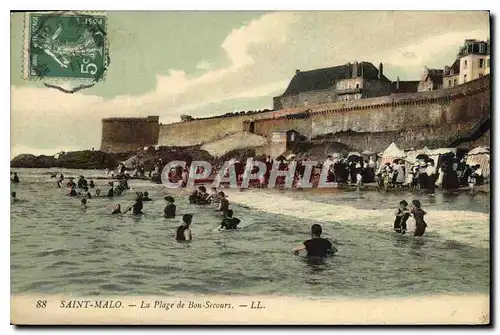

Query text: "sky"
[10, 11, 490, 158]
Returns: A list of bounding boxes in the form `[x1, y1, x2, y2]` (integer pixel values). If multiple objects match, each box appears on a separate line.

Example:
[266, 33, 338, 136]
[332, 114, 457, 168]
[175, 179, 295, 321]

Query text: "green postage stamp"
[23, 11, 109, 81]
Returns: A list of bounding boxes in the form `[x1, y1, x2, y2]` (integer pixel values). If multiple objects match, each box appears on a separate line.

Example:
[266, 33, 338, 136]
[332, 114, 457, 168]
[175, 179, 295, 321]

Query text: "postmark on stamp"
[23, 11, 109, 85]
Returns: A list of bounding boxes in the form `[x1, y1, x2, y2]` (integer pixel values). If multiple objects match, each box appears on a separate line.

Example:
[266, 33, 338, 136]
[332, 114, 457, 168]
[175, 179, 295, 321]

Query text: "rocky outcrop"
[10, 150, 128, 169]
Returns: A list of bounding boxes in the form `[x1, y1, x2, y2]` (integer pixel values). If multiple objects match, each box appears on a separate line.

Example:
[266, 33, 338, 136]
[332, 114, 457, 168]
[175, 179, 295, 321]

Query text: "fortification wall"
[101, 116, 160, 153]
[252, 75, 490, 151]
[157, 109, 301, 147]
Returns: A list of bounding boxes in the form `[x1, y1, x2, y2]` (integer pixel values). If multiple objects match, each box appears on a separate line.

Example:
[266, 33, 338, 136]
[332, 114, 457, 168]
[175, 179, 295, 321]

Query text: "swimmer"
[176, 214, 193, 241]
[11, 192, 19, 203]
[410, 200, 427, 237]
[81, 198, 87, 210]
[125, 193, 144, 215]
[95, 189, 101, 196]
[188, 190, 198, 204]
[220, 209, 241, 230]
[67, 178, 76, 189]
[12, 172, 19, 184]
[394, 200, 410, 234]
[217, 192, 229, 215]
[197, 186, 210, 204]
[107, 182, 114, 197]
[293, 224, 336, 257]
[68, 186, 77, 197]
[164, 196, 176, 219]
[89, 180, 95, 188]
[142, 191, 153, 201]
[112, 204, 121, 214]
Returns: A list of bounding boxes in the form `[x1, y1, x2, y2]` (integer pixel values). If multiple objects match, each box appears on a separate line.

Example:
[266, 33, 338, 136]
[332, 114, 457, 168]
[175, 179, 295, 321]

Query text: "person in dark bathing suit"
[107, 182, 114, 197]
[81, 198, 87, 210]
[176, 214, 193, 241]
[68, 186, 77, 197]
[293, 224, 337, 258]
[394, 200, 411, 234]
[189, 190, 198, 204]
[12, 172, 19, 183]
[89, 180, 95, 188]
[197, 186, 210, 204]
[411, 200, 427, 237]
[11, 192, 19, 203]
[220, 210, 241, 230]
[142, 191, 153, 201]
[125, 193, 144, 215]
[218, 192, 229, 215]
[164, 196, 176, 218]
[112, 204, 121, 214]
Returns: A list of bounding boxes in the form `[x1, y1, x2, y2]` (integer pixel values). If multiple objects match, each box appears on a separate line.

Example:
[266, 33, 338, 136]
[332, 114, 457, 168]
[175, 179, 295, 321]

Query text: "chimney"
[378, 62, 383, 79]
[353, 61, 359, 77]
[295, 69, 301, 74]
[396, 76, 400, 90]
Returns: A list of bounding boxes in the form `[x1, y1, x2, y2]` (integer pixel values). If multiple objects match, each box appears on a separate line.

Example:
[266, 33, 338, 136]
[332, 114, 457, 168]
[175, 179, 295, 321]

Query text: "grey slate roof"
[281, 61, 390, 97]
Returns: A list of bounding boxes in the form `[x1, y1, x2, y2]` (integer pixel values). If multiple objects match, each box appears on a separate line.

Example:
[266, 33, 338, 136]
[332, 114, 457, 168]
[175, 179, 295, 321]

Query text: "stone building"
[442, 59, 460, 89]
[443, 39, 490, 88]
[391, 76, 419, 94]
[418, 67, 444, 92]
[273, 61, 392, 109]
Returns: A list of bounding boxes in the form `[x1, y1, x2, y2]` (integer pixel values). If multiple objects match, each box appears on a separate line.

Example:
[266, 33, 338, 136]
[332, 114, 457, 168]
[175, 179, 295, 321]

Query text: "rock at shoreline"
[10, 154, 56, 168]
[10, 150, 126, 169]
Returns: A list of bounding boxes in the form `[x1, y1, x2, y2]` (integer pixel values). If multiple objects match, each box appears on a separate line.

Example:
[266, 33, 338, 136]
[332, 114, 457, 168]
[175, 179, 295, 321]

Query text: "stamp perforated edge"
[22, 10, 108, 82]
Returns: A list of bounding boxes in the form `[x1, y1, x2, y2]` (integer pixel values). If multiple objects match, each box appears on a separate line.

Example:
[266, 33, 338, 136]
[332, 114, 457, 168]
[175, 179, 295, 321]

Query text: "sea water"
[10, 168, 490, 298]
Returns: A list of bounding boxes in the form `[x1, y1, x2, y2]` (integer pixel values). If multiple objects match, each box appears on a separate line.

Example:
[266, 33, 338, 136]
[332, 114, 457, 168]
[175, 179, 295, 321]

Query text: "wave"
[224, 189, 490, 249]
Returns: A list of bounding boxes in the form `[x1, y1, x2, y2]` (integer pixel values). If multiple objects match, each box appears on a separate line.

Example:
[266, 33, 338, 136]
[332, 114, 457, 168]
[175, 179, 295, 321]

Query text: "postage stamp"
[23, 11, 108, 81]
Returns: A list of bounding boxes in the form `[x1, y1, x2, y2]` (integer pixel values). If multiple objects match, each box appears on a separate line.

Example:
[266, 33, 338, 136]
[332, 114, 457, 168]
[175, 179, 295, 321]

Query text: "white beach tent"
[378, 142, 406, 172]
[466, 146, 490, 179]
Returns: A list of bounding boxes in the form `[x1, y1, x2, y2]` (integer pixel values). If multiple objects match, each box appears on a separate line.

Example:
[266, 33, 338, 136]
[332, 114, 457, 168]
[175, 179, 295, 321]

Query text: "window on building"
[479, 73, 483, 77]
[448, 80, 452, 87]
[464, 60, 468, 69]
[479, 59, 484, 68]
[464, 74, 467, 82]
[356, 84, 359, 89]
[453, 79, 457, 86]
[480, 43, 485, 53]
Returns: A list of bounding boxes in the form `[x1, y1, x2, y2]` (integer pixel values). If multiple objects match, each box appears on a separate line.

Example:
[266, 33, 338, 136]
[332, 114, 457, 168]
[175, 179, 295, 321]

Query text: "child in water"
[112, 204, 121, 214]
[81, 198, 87, 210]
[164, 196, 176, 218]
[410, 200, 427, 237]
[394, 200, 410, 234]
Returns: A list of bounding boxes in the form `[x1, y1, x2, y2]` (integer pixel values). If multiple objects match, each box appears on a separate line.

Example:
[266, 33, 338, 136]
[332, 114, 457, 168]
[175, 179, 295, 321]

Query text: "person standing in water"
[218, 192, 229, 215]
[220, 209, 241, 230]
[89, 180, 95, 188]
[125, 193, 144, 215]
[293, 224, 337, 257]
[81, 198, 87, 210]
[164, 196, 176, 218]
[112, 204, 121, 214]
[410, 200, 427, 237]
[12, 172, 19, 183]
[394, 200, 411, 234]
[176, 214, 193, 241]
[11, 192, 19, 203]
[68, 185, 77, 197]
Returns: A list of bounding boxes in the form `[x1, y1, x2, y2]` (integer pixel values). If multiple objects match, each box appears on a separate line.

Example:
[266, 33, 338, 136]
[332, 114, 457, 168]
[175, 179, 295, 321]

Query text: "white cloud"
[196, 60, 212, 70]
